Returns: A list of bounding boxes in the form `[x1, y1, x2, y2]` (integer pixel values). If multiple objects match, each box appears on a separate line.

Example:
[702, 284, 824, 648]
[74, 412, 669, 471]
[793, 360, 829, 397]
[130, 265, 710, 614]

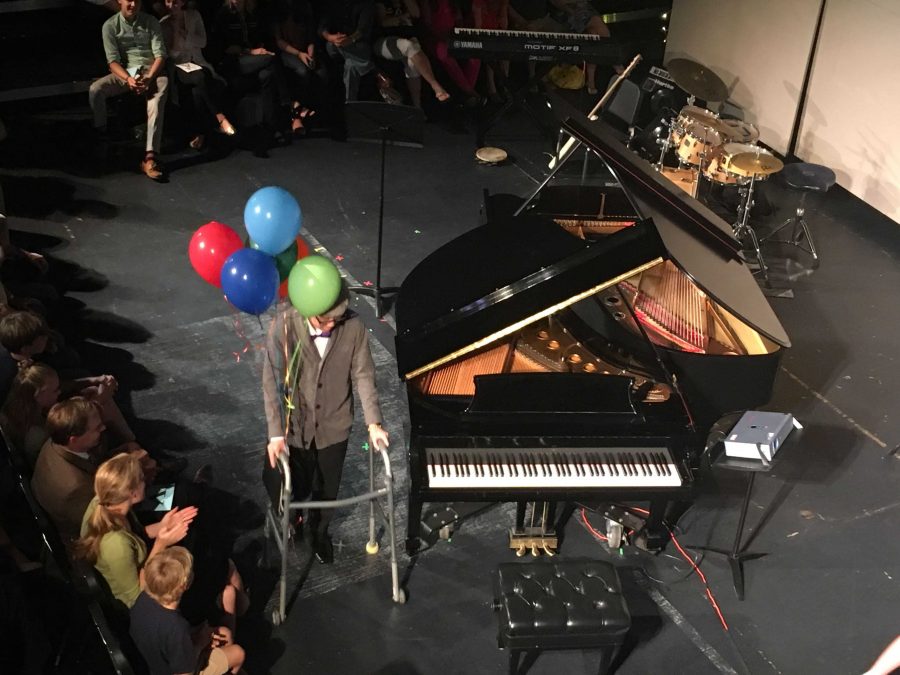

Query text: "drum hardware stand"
[732, 172, 769, 284]
[344, 102, 425, 318]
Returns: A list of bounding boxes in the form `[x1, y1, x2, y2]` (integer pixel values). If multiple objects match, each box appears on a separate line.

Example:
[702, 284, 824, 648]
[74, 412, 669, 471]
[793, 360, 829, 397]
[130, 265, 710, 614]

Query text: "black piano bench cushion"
[494, 559, 630, 651]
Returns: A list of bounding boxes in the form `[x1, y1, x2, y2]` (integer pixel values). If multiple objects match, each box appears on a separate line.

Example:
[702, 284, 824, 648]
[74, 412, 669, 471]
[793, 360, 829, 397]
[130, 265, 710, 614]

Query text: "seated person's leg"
[90, 74, 130, 135]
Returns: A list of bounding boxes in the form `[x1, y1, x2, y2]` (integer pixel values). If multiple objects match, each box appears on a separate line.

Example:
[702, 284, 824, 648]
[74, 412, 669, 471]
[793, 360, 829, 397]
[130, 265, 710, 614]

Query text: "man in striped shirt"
[89, 0, 170, 181]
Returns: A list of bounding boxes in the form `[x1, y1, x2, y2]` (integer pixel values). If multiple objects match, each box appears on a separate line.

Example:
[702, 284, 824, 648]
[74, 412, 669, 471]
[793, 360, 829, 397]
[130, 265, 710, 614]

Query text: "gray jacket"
[262, 305, 382, 449]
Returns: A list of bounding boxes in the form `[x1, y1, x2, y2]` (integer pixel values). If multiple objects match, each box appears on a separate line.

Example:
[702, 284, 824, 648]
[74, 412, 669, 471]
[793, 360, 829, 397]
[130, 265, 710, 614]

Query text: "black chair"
[71, 558, 146, 675]
[493, 559, 631, 674]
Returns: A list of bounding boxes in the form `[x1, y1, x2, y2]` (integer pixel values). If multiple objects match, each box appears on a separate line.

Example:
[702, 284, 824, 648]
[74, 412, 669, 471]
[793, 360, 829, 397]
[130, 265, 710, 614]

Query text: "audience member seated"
[374, 0, 450, 108]
[273, 0, 328, 136]
[0, 182, 53, 317]
[0, 310, 58, 403]
[160, 0, 238, 151]
[130, 547, 246, 675]
[552, 0, 610, 94]
[89, 0, 170, 181]
[73, 453, 196, 608]
[421, 0, 480, 104]
[30, 398, 154, 541]
[319, 0, 401, 103]
[0, 310, 139, 435]
[210, 0, 287, 145]
[472, 0, 508, 101]
[1, 364, 61, 469]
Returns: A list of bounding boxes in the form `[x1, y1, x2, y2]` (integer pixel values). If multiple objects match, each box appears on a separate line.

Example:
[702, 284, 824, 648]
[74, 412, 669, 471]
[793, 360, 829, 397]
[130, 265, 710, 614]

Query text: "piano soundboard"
[425, 446, 682, 489]
[449, 27, 627, 63]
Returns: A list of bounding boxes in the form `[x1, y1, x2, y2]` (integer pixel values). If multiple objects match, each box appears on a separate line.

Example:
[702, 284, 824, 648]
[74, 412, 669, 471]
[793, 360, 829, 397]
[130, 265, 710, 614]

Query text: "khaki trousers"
[89, 73, 169, 154]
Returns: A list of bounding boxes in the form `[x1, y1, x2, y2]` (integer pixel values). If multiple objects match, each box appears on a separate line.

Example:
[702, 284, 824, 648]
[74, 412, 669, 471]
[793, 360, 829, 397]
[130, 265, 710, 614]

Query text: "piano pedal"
[509, 528, 558, 558]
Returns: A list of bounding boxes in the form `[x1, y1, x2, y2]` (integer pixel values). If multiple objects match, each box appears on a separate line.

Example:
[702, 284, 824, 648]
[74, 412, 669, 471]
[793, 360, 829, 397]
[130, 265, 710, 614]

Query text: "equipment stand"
[690, 471, 766, 600]
[344, 102, 425, 317]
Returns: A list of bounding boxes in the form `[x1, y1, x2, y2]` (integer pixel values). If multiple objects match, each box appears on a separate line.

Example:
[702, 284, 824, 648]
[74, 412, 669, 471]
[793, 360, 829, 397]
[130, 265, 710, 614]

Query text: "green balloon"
[287, 255, 342, 317]
[247, 237, 298, 282]
[273, 240, 298, 282]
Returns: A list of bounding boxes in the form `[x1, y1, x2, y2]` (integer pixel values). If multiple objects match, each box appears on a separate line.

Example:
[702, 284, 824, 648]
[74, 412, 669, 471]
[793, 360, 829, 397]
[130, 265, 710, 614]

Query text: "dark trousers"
[263, 438, 349, 537]
[174, 67, 226, 135]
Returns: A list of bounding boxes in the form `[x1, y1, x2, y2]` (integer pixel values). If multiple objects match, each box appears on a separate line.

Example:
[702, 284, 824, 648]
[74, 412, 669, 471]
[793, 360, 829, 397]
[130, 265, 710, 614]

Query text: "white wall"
[797, 0, 900, 221]
[665, 0, 822, 155]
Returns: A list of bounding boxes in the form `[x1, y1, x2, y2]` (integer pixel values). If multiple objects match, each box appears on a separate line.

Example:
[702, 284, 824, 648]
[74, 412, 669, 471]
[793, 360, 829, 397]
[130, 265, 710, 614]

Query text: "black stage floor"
[2, 94, 899, 675]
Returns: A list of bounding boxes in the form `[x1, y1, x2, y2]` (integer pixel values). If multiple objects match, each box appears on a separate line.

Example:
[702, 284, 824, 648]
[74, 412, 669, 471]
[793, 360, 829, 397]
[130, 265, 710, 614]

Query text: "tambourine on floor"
[475, 146, 508, 165]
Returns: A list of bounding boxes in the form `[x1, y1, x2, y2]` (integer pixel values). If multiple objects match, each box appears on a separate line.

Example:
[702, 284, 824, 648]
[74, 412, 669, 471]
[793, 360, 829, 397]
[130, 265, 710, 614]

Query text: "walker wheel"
[271, 608, 284, 626]
[366, 541, 380, 555]
[394, 588, 407, 604]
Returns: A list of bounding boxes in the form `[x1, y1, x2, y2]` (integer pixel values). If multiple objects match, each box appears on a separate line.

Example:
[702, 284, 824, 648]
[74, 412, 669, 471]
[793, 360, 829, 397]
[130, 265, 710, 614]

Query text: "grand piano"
[394, 116, 790, 555]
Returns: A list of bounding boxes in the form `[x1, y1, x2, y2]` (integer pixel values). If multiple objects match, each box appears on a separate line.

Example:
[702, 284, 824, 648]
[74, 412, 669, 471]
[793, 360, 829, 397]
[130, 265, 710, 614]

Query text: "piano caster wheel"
[271, 608, 284, 626]
[439, 525, 454, 541]
[394, 588, 407, 604]
[515, 545, 527, 557]
[366, 541, 379, 555]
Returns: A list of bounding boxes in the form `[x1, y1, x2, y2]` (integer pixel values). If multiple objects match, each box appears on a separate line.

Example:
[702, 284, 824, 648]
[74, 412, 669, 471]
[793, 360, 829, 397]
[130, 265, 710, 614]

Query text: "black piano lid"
[395, 215, 668, 380]
[560, 115, 790, 349]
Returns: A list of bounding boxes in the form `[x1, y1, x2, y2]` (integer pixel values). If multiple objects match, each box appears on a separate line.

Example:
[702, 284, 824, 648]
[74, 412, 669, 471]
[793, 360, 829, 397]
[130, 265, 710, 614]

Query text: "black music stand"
[344, 101, 425, 318]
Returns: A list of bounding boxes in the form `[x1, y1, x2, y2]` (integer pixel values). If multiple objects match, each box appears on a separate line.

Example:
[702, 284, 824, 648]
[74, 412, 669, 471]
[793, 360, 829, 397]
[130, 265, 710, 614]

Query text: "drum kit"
[656, 59, 784, 278]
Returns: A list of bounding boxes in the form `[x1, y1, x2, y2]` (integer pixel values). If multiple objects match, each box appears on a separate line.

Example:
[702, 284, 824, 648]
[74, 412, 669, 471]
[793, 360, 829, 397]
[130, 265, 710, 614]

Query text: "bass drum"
[632, 109, 676, 161]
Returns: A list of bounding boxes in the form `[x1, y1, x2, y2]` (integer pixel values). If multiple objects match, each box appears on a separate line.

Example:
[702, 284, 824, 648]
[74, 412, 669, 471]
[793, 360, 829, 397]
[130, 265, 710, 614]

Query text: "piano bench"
[493, 559, 630, 675]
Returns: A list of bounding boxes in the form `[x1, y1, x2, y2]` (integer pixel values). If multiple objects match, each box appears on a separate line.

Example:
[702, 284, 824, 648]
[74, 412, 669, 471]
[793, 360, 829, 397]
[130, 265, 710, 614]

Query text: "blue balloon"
[244, 186, 302, 255]
[220, 248, 279, 315]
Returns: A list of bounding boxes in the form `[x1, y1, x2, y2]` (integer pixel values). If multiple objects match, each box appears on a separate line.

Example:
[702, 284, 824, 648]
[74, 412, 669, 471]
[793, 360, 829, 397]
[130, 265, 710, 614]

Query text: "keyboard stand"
[476, 68, 553, 148]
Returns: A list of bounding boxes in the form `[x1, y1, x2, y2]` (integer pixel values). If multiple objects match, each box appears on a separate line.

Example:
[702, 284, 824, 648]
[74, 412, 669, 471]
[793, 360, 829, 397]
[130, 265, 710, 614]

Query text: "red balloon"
[189, 221, 243, 287]
[296, 236, 310, 260]
[277, 278, 289, 298]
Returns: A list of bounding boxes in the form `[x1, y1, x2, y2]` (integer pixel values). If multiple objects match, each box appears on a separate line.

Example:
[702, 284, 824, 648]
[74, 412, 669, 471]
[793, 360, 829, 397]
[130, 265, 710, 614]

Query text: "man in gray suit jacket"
[262, 285, 389, 564]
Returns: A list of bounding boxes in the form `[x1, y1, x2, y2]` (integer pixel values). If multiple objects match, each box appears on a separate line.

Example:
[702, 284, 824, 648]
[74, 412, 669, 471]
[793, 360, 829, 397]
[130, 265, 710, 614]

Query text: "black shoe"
[314, 534, 333, 564]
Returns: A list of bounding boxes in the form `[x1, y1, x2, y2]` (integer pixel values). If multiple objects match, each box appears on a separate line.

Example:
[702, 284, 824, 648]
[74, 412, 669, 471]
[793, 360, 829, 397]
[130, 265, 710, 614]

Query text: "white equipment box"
[724, 411, 802, 462]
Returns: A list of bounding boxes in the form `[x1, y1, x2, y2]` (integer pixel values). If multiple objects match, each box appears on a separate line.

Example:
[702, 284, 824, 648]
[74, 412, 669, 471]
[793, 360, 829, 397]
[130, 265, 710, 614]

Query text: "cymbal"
[729, 152, 784, 176]
[666, 58, 729, 102]
[720, 119, 759, 144]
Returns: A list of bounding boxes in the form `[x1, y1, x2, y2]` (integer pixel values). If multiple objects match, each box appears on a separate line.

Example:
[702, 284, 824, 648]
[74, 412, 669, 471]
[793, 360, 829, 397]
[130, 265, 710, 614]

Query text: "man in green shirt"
[89, 0, 169, 181]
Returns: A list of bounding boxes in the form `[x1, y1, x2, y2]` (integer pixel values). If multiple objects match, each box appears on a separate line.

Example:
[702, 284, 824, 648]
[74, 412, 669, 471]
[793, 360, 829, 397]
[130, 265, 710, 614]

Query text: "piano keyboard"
[425, 447, 682, 489]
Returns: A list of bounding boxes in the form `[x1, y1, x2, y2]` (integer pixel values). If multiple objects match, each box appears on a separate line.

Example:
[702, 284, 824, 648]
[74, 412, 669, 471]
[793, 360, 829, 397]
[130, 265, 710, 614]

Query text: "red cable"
[669, 530, 729, 631]
[609, 504, 729, 631]
[580, 508, 608, 541]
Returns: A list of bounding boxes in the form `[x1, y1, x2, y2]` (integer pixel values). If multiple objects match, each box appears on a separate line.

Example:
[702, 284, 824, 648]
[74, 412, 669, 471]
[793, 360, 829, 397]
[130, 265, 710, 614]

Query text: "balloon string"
[228, 301, 265, 365]
[281, 314, 302, 438]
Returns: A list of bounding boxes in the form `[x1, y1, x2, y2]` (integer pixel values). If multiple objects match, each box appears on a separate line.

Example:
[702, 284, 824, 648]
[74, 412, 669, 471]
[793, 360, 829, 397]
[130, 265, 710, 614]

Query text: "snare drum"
[676, 121, 723, 166]
[719, 142, 775, 179]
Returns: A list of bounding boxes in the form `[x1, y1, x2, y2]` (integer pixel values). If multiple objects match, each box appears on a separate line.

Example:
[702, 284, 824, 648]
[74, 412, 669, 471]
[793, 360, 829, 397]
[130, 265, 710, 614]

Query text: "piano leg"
[406, 495, 424, 555]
